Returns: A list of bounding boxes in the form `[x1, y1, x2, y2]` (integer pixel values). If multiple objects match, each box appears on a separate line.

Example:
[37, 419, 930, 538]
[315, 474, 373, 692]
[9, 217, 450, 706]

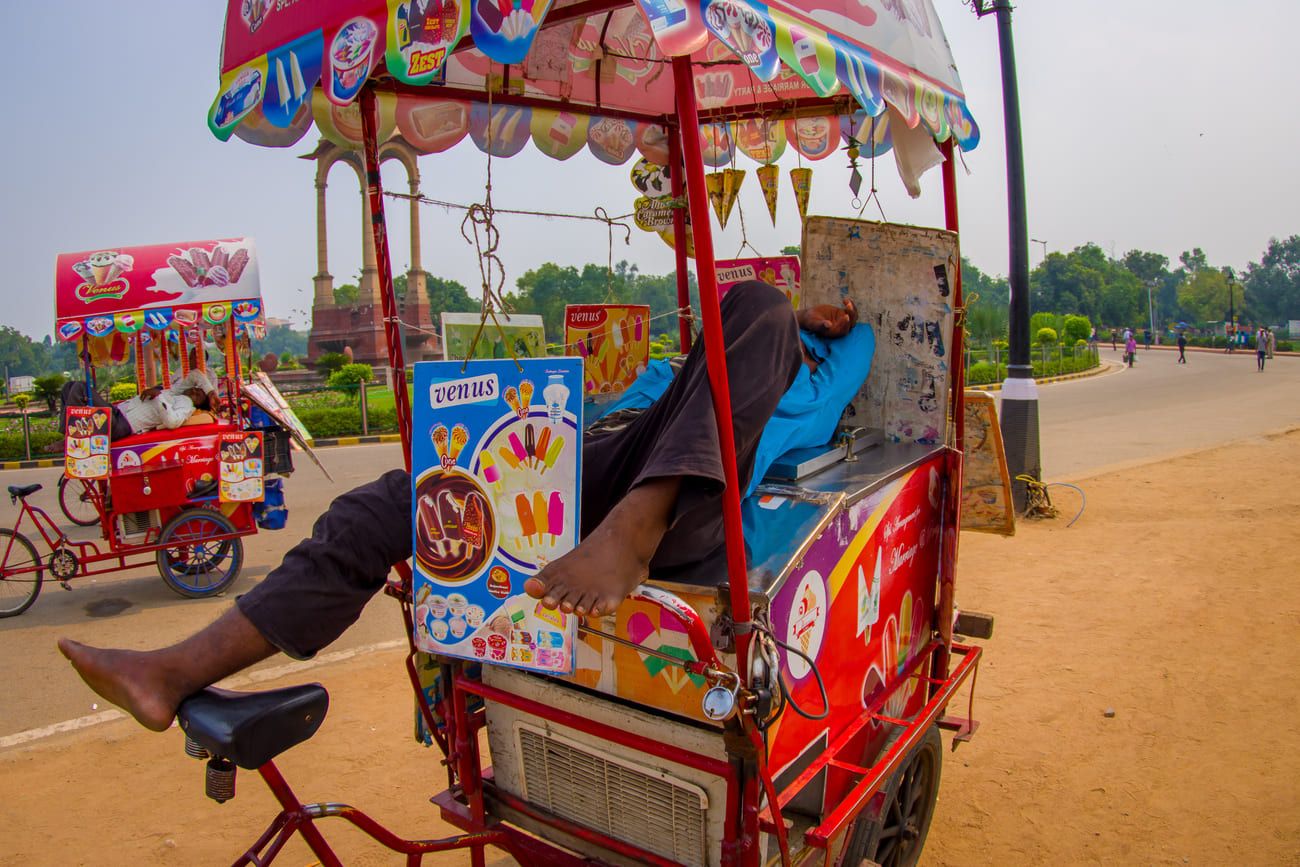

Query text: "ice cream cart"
[0, 239, 307, 617]
[171, 1, 992, 864]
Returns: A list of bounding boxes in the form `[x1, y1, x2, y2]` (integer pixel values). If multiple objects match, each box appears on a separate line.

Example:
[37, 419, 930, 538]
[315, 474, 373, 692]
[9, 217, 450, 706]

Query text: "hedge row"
[1182, 335, 1294, 352]
[0, 431, 64, 462]
[293, 406, 398, 439]
[966, 353, 1100, 386]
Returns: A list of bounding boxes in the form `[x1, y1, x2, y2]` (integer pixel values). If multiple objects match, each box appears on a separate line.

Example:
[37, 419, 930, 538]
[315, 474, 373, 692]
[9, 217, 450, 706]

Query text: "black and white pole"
[977, 0, 1040, 511]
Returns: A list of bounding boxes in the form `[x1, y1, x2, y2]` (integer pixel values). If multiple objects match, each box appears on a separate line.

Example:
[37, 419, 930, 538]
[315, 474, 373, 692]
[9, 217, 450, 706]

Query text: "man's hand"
[140, 385, 164, 401]
[797, 298, 858, 339]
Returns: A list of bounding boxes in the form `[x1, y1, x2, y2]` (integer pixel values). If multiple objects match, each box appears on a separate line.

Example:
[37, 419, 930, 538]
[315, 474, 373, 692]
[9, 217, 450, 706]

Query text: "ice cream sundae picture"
[704, 0, 772, 65]
[329, 18, 379, 103]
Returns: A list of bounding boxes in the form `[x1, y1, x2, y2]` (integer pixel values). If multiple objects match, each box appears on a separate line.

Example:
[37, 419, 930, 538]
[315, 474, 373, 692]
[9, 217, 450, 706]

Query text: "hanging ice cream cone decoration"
[757, 164, 780, 226]
[706, 171, 726, 227]
[720, 168, 745, 228]
[789, 167, 812, 222]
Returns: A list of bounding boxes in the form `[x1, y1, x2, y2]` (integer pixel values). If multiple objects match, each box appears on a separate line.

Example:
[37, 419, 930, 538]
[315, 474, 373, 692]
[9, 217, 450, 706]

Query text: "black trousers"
[239, 282, 804, 658]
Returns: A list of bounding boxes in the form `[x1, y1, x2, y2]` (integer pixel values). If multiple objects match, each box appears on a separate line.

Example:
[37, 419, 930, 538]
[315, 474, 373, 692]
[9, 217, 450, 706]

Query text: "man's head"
[184, 387, 210, 410]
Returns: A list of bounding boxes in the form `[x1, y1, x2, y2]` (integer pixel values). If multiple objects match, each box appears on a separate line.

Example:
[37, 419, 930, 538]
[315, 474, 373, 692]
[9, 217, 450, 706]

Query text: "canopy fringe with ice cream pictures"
[211, 0, 978, 190]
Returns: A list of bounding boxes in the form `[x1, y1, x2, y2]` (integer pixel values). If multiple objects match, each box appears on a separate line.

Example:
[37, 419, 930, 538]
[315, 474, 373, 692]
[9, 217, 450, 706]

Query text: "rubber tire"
[841, 724, 943, 867]
[155, 509, 244, 599]
[58, 477, 100, 527]
[0, 529, 43, 618]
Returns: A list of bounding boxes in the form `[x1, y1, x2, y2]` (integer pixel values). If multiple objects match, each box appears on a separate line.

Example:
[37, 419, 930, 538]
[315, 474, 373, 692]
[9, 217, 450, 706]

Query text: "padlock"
[702, 682, 739, 722]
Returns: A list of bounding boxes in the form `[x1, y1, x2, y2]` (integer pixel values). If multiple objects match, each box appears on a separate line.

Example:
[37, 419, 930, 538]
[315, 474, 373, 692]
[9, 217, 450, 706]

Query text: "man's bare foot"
[524, 477, 680, 617]
[58, 639, 182, 732]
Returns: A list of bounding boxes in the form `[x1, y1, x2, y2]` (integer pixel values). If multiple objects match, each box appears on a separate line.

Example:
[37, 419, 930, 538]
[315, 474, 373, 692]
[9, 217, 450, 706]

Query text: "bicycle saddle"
[177, 684, 328, 770]
[7, 484, 42, 499]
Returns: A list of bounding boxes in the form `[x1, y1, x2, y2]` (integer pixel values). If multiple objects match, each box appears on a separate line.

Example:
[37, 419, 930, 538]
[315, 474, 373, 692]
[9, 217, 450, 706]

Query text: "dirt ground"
[3, 430, 1299, 866]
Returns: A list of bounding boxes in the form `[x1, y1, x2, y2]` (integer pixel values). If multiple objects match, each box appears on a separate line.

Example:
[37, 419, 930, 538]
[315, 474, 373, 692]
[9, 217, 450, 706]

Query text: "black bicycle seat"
[8, 484, 42, 499]
[177, 684, 328, 770]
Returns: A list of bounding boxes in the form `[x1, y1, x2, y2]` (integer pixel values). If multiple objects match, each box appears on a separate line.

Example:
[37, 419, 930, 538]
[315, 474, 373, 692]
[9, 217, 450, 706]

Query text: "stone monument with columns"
[306, 137, 438, 367]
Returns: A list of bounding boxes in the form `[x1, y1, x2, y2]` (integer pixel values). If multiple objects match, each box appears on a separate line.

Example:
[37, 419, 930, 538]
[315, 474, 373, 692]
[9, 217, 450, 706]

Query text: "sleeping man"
[59, 281, 874, 731]
[61, 367, 220, 440]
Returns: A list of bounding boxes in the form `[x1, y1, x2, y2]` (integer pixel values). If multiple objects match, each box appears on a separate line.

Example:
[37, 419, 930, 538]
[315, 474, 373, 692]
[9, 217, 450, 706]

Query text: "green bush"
[293, 406, 397, 439]
[109, 382, 138, 402]
[0, 431, 64, 461]
[966, 361, 999, 385]
[1062, 315, 1092, 345]
[328, 363, 373, 390]
[13, 394, 30, 411]
[278, 352, 302, 371]
[1036, 327, 1058, 346]
[1075, 338, 1088, 347]
[314, 352, 350, 377]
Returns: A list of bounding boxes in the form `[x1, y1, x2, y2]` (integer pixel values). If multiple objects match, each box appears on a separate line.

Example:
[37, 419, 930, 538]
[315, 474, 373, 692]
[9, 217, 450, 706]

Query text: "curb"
[968, 361, 1115, 393]
[309, 433, 403, 448]
[0, 458, 62, 471]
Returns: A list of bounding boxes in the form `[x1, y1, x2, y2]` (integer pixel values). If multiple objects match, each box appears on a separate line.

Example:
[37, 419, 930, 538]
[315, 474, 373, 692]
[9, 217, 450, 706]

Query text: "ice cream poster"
[411, 357, 583, 675]
[64, 406, 111, 480]
[219, 432, 266, 503]
[564, 304, 650, 396]
[715, 256, 800, 309]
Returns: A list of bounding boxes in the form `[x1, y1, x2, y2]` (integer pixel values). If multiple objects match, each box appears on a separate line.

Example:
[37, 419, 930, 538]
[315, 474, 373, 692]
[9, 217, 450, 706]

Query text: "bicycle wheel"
[0, 529, 43, 618]
[58, 477, 101, 527]
[155, 509, 244, 599]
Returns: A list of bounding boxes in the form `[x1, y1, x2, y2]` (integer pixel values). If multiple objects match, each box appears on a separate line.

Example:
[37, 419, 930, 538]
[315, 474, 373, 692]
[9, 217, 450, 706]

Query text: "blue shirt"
[591, 324, 876, 496]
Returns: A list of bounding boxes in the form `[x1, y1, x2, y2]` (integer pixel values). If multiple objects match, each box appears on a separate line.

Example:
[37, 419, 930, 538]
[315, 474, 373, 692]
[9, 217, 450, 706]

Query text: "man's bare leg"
[524, 476, 680, 617]
[58, 606, 277, 732]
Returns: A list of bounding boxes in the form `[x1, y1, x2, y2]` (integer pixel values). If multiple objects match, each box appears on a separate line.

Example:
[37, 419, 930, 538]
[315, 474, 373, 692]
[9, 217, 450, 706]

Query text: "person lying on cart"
[59, 281, 874, 732]
[60, 367, 219, 440]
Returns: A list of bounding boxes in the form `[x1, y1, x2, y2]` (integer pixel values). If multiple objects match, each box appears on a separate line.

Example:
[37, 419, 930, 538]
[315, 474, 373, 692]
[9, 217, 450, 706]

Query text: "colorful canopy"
[211, 0, 978, 164]
[54, 238, 264, 342]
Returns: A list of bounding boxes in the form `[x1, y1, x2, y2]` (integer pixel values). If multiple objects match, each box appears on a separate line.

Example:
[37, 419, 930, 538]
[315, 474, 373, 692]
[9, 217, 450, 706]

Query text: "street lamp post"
[1147, 278, 1158, 345]
[975, 0, 1040, 512]
[1030, 238, 1047, 264]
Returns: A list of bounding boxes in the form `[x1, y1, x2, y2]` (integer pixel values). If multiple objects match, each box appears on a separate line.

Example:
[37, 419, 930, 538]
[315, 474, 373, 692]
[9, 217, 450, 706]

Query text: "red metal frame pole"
[669, 57, 753, 671]
[936, 138, 964, 667]
[667, 126, 693, 353]
[359, 85, 414, 472]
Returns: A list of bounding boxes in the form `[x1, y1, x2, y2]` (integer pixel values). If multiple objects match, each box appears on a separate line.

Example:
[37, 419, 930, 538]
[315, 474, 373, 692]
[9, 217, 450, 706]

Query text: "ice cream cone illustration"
[706, 171, 727, 226]
[87, 251, 118, 285]
[757, 164, 780, 225]
[504, 386, 522, 418]
[448, 424, 469, 464]
[432, 425, 450, 466]
[720, 168, 744, 228]
[789, 167, 812, 221]
[518, 379, 534, 414]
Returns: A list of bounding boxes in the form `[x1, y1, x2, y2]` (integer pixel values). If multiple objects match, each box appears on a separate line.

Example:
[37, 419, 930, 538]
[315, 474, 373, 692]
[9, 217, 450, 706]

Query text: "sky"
[1, 1, 1295, 341]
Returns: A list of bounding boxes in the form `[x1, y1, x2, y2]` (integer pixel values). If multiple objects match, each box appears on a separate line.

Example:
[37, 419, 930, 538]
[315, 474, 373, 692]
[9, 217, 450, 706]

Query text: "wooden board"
[961, 391, 1015, 536]
[800, 217, 958, 445]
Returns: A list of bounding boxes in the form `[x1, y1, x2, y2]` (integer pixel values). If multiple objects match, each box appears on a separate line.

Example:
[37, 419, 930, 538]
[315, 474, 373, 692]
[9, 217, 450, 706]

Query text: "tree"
[1244, 236, 1300, 324]
[328, 363, 373, 399]
[1062, 314, 1092, 344]
[315, 351, 349, 377]
[33, 373, 67, 413]
[0, 326, 48, 378]
[333, 283, 360, 305]
[426, 275, 478, 314]
[1122, 249, 1178, 325]
[1179, 268, 1231, 323]
[252, 324, 308, 361]
[1036, 327, 1057, 346]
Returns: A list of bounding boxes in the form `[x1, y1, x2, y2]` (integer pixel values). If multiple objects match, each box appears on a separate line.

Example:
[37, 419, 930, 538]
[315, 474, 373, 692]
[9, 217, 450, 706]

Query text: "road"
[0, 348, 1296, 738]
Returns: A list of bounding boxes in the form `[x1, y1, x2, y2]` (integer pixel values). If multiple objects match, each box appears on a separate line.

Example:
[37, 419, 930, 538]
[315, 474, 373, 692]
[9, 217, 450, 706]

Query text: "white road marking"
[0, 639, 407, 750]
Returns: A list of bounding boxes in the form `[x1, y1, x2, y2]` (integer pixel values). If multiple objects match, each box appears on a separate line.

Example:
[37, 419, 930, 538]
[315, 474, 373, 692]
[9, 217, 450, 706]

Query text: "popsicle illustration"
[634, 314, 644, 341]
[461, 492, 486, 549]
[534, 426, 551, 468]
[480, 451, 503, 492]
[543, 434, 565, 472]
[619, 318, 631, 349]
[610, 318, 623, 351]
[508, 431, 528, 465]
[448, 424, 469, 464]
[498, 446, 521, 470]
[504, 386, 522, 418]
[576, 338, 588, 357]
[524, 424, 536, 468]
[432, 425, 449, 465]
[532, 491, 549, 541]
[547, 491, 564, 543]
[515, 493, 536, 546]
[519, 379, 534, 413]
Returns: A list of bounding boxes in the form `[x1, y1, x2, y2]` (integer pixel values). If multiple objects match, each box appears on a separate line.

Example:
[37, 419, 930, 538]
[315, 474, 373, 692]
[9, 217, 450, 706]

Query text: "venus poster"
[564, 304, 650, 396]
[411, 357, 583, 674]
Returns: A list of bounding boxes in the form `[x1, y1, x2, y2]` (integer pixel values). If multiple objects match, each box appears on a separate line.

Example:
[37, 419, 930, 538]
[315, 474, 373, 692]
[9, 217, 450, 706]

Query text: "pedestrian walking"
[1125, 333, 1138, 368]
[1089, 327, 1098, 350]
[1267, 328, 1276, 359]
[1177, 331, 1187, 364]
[1256, 327, 1268, 371]
[1110, 328, 1118, 351]
[1143, 328, 1152, 350]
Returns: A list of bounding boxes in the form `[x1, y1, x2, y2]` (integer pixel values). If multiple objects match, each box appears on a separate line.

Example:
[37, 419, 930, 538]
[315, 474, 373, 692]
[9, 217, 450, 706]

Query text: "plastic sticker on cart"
[64, 407, 111, 480]
[411, 358, 583, 675]
[219, 432, 265, 502]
